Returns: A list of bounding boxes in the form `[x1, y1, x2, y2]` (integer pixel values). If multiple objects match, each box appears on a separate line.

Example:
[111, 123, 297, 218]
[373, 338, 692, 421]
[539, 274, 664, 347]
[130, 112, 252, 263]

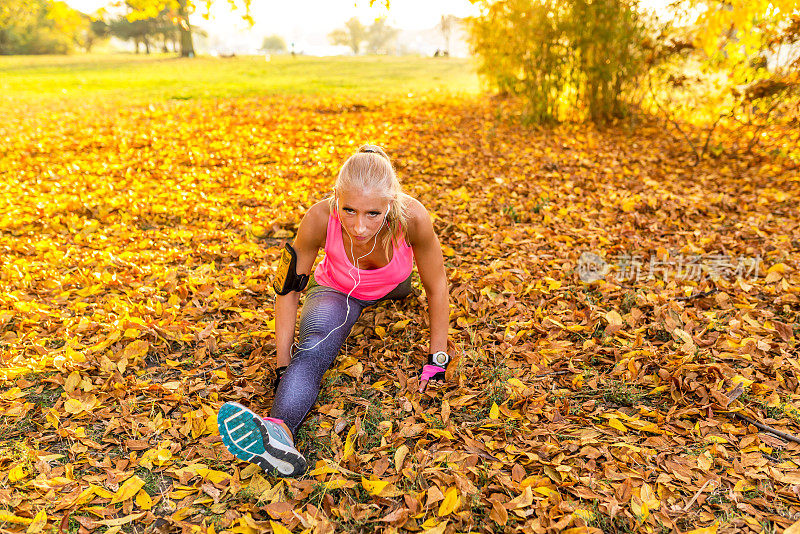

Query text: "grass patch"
[0, 54, 479, 103]
[26, 386, 61, 410]
[135, 466, 171, 498]
[294, 416, 333, 469]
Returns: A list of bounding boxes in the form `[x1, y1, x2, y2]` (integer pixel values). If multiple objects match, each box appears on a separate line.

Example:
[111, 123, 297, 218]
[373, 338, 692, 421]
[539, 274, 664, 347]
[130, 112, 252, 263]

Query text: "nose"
[354, 216, 367, 234]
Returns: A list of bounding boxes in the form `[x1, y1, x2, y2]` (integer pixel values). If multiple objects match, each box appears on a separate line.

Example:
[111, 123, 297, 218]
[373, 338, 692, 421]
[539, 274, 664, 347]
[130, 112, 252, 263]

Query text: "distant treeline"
[0, 0, 184, 55]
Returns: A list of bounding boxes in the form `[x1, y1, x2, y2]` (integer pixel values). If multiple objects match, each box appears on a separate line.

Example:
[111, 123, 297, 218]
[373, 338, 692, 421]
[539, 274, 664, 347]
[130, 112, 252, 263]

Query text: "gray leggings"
[270, 273, 412, 436]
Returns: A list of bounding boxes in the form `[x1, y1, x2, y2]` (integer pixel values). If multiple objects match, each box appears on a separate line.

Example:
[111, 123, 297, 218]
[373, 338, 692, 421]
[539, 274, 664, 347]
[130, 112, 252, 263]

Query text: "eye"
[368, 212, 381, 218]
[343, 208, 355, 214]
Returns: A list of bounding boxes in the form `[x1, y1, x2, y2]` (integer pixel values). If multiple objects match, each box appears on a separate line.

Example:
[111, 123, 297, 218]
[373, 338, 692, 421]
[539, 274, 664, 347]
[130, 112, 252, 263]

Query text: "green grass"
[0, 53, 480, 103]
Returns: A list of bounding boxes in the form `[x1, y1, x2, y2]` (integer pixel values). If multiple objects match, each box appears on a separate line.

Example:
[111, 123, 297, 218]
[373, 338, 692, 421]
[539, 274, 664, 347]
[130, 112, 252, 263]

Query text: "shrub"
[466, 0, 652, 123]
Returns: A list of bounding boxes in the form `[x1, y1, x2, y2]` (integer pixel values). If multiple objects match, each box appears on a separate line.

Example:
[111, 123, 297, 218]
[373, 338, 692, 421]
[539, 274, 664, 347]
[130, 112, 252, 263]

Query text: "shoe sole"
[217, 402, 307, 476]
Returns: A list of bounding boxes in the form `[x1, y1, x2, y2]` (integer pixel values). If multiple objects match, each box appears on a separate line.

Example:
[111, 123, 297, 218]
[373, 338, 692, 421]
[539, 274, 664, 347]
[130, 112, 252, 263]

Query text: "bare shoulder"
[296, 198, 332, 250]
[402, 194, 434, 247]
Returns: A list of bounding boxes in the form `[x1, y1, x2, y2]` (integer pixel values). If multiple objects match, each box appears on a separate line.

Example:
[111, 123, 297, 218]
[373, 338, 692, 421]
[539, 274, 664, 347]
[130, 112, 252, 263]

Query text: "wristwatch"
[429, 351, 450, 367]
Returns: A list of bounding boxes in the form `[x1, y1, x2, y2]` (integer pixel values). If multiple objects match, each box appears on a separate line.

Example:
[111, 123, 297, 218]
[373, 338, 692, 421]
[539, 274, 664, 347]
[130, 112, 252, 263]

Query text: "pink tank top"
[314, 211, 413, 300]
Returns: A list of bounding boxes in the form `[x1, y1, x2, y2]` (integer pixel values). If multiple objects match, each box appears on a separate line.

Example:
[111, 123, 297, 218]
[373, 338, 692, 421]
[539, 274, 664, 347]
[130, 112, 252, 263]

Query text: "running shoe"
[217, 402, 307, 477]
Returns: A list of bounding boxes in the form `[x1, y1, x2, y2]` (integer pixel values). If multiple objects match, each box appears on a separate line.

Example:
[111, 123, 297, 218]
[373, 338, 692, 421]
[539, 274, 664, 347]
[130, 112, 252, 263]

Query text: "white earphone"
[291, 196, 389, 355]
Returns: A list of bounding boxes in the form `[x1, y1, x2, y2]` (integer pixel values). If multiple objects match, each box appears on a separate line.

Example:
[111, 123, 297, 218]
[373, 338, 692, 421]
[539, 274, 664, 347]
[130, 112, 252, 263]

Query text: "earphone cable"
[290, 210, 386, 355]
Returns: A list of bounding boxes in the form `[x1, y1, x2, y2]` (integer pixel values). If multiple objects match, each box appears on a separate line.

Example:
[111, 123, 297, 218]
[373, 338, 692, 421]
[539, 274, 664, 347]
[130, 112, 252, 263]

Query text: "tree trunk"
[177, 0, 195, 57]
[144, 36, 151, 54]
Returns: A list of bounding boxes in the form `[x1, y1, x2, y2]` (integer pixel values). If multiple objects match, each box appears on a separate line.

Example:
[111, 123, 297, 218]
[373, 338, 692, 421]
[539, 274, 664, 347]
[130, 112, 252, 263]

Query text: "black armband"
[273, 243, 309, 295]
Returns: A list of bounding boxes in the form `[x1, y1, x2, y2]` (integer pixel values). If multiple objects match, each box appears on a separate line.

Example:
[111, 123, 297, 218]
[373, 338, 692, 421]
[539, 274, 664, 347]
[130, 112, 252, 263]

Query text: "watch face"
[432, 351, 449, 366]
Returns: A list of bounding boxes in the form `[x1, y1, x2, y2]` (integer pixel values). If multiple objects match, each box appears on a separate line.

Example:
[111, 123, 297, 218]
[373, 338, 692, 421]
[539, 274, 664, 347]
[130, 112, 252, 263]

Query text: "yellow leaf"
[731, 375, 754, 388]
[506, 377, 526, 391]
[120, 339, 149, 361]
[422, 520, 448, 534]
[505, 486, 534, 509]
[631, 498, 649, 521]
[342, 424, 356, 461]
[27, 510, 47, 533]
[607, 417, 627, 433]
[270, 521, 292, 534]
[394, 444, 409, 472]
[157, 448, 173, 465]
[96, 513, 146, 527]
[136, 489, 152, 510]
[767, 262, 786, 274]
[193, 468, 230, 484]
[620, 197, 637, 212]
[64, 370, 81, 393]
[0, 387, 24, 400]
[489, 402, 500, 419]
[437, 487, 460, 516]
[110, 475, 145, 504]
[391, 319, 411, 330]
[605, 310, 623, 326]
[685, 521, 719, 534]
[0, 511, 32, 524]
[9, 464, 27, 483]
[93, 486, 115, 499]
[573, 508, 595, 523]
[70, 485, 99, 506]
[785, 518, 800, 534]
[46, 408, 60, 429]
[361, 476, 390, 496]
[324, 477, 356, 490]
[64, 398, 84, 414]
[123, 328, 141, 338]
[375, 326, 386, 339]
[640, 483, 660, 509]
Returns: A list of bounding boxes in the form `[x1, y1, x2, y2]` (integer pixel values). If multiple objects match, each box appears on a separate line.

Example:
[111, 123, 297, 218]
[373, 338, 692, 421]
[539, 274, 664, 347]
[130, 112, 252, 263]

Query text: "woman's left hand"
[419, 363, 446, 392]
[418, 350, 452, 392]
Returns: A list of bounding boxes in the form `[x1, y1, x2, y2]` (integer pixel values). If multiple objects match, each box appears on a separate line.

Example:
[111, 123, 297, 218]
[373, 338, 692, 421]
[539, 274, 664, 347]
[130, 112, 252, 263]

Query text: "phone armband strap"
[273, 243, 309, 295]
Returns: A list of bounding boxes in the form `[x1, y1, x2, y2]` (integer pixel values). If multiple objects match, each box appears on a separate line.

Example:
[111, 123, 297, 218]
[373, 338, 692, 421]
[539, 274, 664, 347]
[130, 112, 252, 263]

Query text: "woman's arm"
[407, 199, 450, 355]
[274, 200, 328, 367]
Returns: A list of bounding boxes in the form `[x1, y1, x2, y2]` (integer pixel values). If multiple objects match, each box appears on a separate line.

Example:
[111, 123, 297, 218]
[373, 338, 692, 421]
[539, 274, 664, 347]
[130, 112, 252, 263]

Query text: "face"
[335, 189, 389, 243]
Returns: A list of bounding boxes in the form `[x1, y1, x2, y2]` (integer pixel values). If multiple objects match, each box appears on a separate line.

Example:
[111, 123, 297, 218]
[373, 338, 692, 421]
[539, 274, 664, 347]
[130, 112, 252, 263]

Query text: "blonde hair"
[329, 144, 410, 258]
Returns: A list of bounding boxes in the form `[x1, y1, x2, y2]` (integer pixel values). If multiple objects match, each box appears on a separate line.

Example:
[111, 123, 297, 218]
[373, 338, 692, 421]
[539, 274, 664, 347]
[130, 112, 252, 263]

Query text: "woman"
[217, 145, 451, 477]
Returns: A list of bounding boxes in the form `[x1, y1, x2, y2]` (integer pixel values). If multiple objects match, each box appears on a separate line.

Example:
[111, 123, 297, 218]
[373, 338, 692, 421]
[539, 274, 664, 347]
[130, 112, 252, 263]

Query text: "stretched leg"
[271, 285, 367, 436]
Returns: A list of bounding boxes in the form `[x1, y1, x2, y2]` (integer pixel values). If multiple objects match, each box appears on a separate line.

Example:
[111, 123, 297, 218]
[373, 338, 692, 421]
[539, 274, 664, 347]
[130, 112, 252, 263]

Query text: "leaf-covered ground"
[1, 93, 799, 534]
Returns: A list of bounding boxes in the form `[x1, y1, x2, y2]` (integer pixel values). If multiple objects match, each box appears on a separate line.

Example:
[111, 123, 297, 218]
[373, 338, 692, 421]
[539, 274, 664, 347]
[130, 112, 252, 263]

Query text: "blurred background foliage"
[1, 0, 798, 163]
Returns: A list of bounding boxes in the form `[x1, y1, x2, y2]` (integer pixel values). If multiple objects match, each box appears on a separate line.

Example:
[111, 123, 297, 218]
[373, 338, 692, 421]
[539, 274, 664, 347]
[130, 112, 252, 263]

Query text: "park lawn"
[0, 56, 799, 534]
[0, 53, 480, 102]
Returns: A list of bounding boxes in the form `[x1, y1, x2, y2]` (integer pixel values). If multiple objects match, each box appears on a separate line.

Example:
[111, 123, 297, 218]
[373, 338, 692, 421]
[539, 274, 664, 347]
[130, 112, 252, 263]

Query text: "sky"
[65, 0, 481, 35]
[65, 0, 670, 55]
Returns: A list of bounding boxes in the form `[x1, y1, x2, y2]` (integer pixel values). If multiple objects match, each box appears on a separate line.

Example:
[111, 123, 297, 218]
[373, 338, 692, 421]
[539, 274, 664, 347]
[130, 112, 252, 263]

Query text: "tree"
[438, 14, 459, 56]
[109, 4, 180, 54]
[123, 0, 253, 57]
[0, 0, 86, 54]
[365, 18, 398, 54]
[84, 18, 110, 52]
[642, 0, 799, 162]
[261, 34, 286, 53]
[328, 17, 367, 54]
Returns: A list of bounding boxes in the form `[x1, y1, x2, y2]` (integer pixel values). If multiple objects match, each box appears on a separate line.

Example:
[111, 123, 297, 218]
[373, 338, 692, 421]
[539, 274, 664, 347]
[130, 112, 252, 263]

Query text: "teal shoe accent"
[217, 402, 307, 476]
